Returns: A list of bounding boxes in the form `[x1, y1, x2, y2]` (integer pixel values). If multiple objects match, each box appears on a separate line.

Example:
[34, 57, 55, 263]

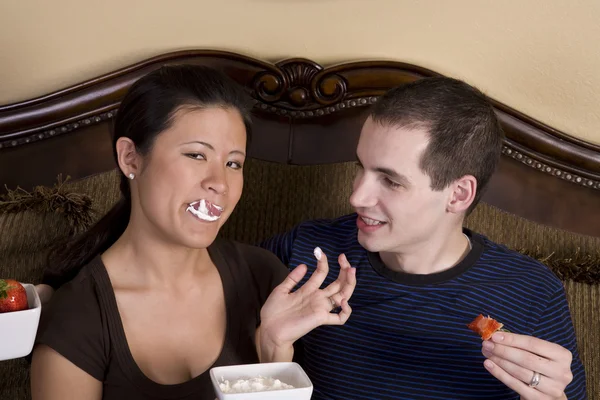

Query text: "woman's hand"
[258, 247, 356, 362]
[35, 284, 55, 305]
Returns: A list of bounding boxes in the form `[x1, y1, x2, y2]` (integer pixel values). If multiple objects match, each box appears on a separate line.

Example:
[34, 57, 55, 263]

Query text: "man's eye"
[384, 178, 401, 189]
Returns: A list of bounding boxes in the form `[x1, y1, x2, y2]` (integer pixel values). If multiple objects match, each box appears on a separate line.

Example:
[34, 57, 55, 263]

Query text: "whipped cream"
[219, 375, 295, 393]
[313, 247, 323, 261]
[186, 199, 222, 222]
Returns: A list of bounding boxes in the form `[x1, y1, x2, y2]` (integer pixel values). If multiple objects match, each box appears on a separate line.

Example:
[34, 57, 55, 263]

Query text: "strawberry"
[467, 314, 504, 341]
[0, 279, 28, 313]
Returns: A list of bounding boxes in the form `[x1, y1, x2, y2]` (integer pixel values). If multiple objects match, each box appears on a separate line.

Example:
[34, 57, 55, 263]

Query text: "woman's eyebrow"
[181, 140, 245, 157]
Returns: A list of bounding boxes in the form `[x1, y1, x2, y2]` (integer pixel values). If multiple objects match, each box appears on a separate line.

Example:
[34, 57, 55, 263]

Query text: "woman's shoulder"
[212, 239, 289, 295]
[35, 255, 110, 380]
[38, 255, 109, 333]
[49, 256, 105, 304]
[215, 239, 287, 271]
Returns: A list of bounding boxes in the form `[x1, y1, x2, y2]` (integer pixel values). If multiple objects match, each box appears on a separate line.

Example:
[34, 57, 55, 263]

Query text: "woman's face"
[125, 106, 247, 250]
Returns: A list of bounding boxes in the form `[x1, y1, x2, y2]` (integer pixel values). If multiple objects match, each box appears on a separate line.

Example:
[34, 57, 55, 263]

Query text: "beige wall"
[1, 0, 599, 144]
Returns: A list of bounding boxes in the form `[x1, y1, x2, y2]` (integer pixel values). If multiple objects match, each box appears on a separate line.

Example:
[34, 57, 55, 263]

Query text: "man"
[260, 77, 587, 399]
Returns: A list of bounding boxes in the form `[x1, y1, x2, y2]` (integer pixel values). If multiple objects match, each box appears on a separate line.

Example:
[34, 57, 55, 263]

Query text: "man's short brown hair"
[369, 77, 505, 212]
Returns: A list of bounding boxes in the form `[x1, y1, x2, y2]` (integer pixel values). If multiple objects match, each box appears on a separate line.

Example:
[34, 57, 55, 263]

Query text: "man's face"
[349, 117, 453, 254]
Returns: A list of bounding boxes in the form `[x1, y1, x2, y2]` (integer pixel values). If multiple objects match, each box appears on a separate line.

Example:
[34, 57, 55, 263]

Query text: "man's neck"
[379, 230, 471, 275]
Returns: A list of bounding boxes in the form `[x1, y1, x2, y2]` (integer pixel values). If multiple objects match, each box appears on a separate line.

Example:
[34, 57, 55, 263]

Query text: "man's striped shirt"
[260, 213, 587, 399]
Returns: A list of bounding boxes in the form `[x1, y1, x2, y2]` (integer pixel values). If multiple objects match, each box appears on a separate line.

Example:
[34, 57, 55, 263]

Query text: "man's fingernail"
[492, 332, 505, 342]
[482, 341, 494, 351]
[484, 359, 495, 370]
[313, 247, 322, 261]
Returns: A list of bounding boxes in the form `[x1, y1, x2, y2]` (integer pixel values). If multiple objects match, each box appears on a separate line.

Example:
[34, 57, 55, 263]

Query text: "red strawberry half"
[0, 279, 29, 313]
[467, 314, 504, 341]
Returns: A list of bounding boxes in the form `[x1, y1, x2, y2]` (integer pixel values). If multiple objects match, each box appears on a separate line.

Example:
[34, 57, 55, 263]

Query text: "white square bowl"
[210, 362, 313, 400]
[0, 283, 42, 361]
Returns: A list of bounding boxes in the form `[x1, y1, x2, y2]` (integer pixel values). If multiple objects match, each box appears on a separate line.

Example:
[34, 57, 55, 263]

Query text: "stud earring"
[128, 173, 135, 180]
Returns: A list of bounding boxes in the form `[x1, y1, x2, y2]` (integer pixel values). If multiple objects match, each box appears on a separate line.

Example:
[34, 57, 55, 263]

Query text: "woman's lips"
[186, 199, 223, 222]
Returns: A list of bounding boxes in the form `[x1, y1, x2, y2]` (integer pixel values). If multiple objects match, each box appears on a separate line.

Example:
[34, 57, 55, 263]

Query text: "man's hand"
[259, 248, 356, 362]
[482, 331, 573, 399]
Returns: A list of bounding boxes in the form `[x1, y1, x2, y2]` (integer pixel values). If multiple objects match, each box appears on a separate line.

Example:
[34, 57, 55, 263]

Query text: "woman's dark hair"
[44, 64, 253, 288]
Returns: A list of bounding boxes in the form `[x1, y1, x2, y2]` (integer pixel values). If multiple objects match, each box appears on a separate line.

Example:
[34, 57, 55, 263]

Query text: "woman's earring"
[128, 173, 135, 180]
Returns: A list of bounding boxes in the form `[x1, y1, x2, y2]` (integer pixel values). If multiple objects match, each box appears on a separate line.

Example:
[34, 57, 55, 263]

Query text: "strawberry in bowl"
[0, 279, 29, 313]
[0, 279, 41, 361]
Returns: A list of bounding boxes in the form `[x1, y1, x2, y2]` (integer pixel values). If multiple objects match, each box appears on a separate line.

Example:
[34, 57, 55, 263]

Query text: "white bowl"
[0, 283, 41, 361]
[210, 362, 313, 400]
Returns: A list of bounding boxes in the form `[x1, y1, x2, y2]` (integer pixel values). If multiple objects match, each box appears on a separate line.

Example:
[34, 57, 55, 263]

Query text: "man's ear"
[115, 137, 141, 178]
[447, 175, 477, 214]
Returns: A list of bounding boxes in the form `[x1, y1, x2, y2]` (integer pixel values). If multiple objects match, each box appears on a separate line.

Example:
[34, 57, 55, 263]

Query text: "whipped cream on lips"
[186, 199, 223, 222]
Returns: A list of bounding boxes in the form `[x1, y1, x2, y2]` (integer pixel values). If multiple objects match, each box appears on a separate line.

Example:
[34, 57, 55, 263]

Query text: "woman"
[31, 65, 356, 400]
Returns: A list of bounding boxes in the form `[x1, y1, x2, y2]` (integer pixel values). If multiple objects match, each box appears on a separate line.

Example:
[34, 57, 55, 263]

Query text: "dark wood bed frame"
[1, 50, 599, 237]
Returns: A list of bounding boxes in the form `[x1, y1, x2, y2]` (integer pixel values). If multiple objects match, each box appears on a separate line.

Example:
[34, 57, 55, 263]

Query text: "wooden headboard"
[1, 50, 599, 237]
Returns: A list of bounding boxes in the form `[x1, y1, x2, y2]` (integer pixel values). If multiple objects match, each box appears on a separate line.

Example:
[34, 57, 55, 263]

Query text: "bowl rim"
[210, 361, 313, 395]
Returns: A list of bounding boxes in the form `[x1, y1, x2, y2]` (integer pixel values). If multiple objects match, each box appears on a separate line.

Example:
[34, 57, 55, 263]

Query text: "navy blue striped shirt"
[260, 213, 587, 399]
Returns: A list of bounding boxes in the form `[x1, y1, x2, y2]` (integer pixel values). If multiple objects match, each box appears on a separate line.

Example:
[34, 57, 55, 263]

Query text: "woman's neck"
[102, 224, 213, 291]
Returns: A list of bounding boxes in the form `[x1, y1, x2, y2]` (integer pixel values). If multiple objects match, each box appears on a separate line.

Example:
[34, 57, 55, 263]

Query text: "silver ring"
[528, 371, 541, 388]
[329, 297, 337, 309]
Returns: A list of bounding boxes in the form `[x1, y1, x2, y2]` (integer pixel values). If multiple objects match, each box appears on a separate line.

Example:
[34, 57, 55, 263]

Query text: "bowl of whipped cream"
[210, 362, 313, 399]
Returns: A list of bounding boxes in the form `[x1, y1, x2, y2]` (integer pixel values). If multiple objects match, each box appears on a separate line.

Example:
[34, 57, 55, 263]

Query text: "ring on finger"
[528, 371, 541, 388]
[329, 296, 337, 309]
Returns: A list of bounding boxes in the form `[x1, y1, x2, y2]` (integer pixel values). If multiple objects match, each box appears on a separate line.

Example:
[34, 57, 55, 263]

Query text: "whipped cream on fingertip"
[313, 247, 323, 261]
